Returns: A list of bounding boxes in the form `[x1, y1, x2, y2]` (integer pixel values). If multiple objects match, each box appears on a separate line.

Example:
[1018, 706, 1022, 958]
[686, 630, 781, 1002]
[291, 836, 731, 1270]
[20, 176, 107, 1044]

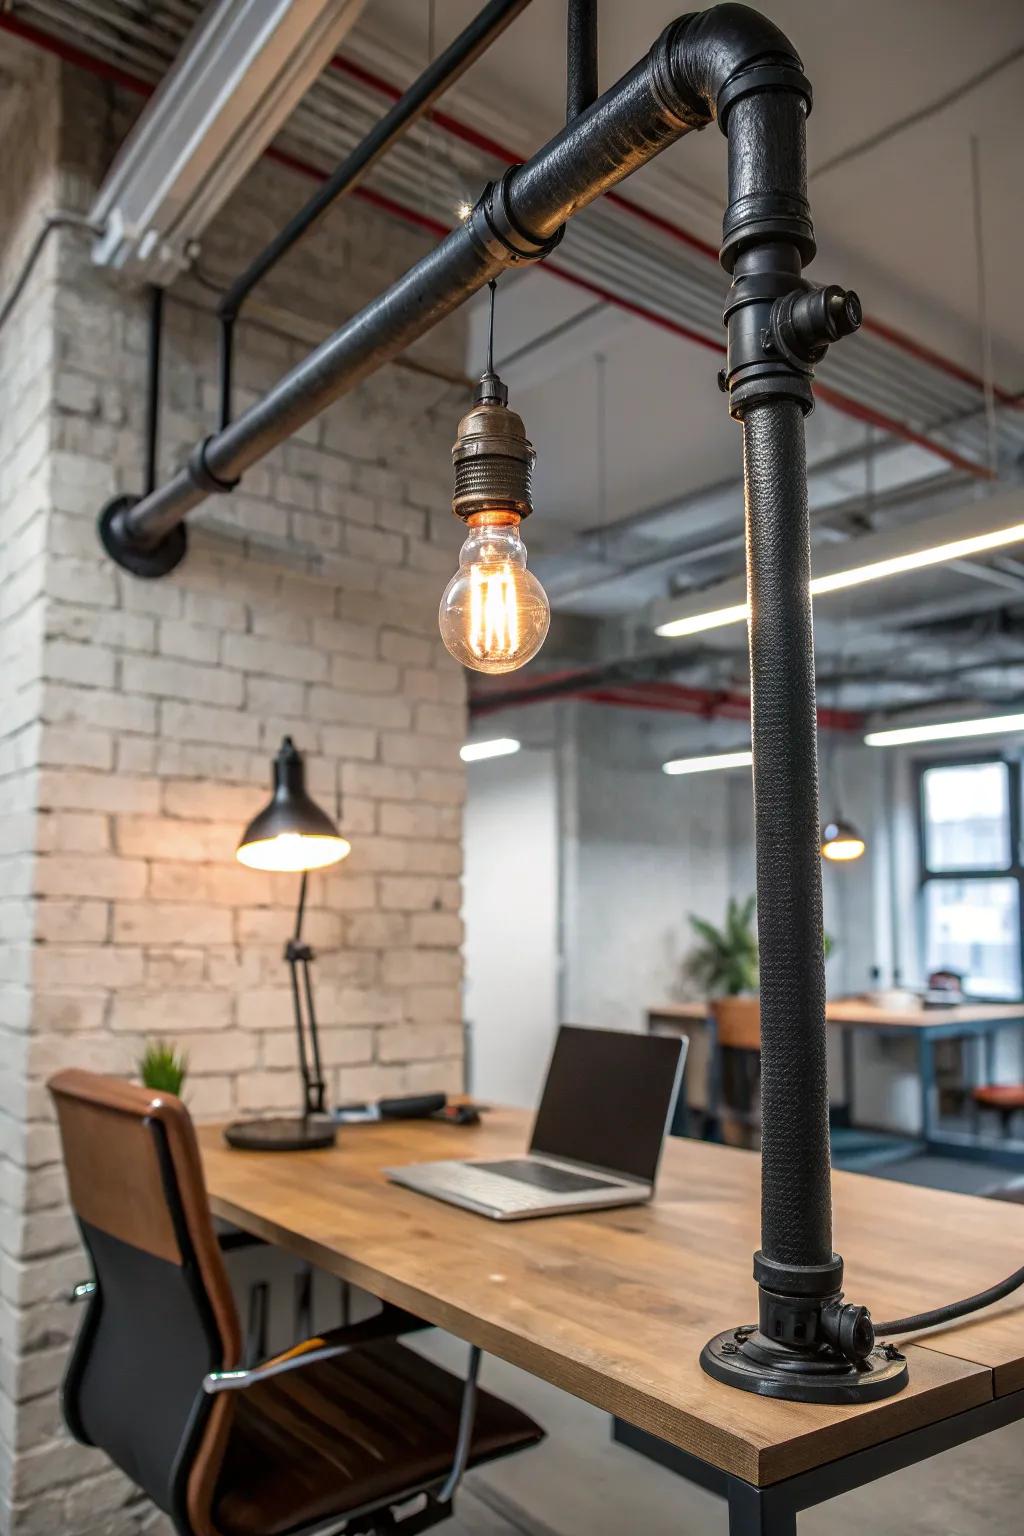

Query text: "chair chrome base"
[700, 1327, 909, 1403]
[224, 1115, 337, 1152]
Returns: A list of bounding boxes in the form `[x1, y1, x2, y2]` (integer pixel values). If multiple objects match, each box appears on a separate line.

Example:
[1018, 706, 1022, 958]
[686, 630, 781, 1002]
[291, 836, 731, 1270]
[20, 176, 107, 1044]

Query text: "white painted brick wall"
[0, 44, 469, 1534]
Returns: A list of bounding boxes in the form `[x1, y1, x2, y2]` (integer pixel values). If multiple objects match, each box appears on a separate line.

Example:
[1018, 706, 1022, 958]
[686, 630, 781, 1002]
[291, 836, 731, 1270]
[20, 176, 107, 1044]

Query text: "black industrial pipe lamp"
[226, 738, 350, 1152]
[93, 1, 1024, 1399]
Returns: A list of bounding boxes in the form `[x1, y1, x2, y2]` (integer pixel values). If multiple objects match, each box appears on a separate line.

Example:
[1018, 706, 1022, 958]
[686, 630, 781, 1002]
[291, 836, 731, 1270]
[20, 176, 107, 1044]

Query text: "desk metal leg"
[919, 1032, 936, 1144]
[985, 1026, 998, 1083]
[728, 1481, 795, 1536]
[841, 1026, 855, 1126]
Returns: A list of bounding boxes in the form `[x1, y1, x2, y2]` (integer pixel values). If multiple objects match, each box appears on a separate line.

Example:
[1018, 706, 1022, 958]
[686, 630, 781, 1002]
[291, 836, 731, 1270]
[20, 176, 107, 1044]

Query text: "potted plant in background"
[686, 895, 760, 1029]
[684, 901, 835, 1145]
[686, 897, 761, 1145]
[138, 1040, 188, 1098]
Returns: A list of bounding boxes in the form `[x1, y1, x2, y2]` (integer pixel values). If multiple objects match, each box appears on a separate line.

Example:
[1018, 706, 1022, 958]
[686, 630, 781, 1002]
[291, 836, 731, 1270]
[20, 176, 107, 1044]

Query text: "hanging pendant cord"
[486, 278, 497, 375]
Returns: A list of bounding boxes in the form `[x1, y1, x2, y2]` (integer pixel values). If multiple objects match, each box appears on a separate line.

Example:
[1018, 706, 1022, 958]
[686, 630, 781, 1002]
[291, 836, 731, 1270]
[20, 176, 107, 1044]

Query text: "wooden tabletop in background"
[199, 1110, 1024, 1486]
[649, 998, 1024, 1030]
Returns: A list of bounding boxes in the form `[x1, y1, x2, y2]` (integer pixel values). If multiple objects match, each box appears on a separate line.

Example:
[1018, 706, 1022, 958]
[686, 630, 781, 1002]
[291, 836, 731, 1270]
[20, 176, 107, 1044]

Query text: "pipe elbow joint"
[652, 4, 809, 135]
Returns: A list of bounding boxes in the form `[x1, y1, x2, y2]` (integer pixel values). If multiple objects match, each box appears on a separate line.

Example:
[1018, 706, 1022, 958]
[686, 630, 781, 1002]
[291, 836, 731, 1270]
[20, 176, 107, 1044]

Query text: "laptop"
[385, 1025, 687, 1220]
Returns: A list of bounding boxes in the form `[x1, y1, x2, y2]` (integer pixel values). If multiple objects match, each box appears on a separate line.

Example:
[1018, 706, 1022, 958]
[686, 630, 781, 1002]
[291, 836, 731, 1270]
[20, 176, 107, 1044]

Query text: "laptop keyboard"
[473, 1159, 618, 1194]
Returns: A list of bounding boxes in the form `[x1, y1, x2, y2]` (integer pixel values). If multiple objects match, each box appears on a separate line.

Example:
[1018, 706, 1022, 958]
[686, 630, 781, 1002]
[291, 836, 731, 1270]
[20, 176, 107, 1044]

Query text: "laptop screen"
[529, 1026, 685, 1183]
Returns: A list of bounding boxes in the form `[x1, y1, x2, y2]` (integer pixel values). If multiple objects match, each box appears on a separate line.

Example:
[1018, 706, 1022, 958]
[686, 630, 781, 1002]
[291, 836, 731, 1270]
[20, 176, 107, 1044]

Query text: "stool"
[972, 1084, 1024, 1139]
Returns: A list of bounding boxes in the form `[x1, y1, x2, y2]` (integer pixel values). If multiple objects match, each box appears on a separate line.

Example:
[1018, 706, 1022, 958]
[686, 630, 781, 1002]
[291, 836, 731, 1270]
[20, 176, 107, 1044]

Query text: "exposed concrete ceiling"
[6, 0, 1024, 720]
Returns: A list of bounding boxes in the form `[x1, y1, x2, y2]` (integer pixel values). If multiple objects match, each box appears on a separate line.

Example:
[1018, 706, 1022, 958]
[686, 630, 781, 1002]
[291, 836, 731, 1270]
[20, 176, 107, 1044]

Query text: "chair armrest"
[203, 1303, 427, 1395]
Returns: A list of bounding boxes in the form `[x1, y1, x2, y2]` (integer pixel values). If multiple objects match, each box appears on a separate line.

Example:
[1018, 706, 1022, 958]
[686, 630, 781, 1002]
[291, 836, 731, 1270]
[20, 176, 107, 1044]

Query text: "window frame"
[915, 752, 1024, 999]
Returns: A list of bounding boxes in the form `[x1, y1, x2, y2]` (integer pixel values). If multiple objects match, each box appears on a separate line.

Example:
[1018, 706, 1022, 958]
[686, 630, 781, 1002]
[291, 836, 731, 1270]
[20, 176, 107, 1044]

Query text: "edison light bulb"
[439, 510, 550, 674]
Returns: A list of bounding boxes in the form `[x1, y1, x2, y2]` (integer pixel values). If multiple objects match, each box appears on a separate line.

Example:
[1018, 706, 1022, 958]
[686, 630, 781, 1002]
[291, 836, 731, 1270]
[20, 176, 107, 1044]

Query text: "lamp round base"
[224, 1116, 336, 1152]
[700, 1327, 909, 1404]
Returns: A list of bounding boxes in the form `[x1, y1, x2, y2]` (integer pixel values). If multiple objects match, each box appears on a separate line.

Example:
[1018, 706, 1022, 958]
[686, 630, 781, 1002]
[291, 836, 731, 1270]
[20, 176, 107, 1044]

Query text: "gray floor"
[417, 1334, 1024, 1535]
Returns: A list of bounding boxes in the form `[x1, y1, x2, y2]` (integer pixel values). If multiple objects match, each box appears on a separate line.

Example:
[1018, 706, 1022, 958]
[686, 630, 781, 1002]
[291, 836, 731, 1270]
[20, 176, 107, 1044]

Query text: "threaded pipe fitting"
[451, 394, 535, 521]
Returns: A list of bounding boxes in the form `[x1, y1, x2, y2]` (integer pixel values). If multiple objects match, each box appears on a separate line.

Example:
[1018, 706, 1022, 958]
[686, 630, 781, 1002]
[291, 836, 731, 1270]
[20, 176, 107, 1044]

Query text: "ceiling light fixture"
[439, 280, 550, 674]
[662, 749, 753, 775]
[821, 818, 866, 861]
[654, 520, 1024, 639]
[460, 737, 522, 762]
[865, 713, 1024, 748]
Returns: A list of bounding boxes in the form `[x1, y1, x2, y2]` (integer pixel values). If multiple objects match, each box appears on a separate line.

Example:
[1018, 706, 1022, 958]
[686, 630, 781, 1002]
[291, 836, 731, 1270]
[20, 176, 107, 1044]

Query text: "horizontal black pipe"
[566, 0, 598, 120]
[116, 4, 806, 552]
[216, 0, 531, 326]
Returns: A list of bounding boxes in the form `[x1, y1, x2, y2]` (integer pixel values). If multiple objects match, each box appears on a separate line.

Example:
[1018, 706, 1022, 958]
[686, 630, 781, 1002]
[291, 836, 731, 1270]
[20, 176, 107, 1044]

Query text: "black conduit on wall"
[213, 0, 533, 429]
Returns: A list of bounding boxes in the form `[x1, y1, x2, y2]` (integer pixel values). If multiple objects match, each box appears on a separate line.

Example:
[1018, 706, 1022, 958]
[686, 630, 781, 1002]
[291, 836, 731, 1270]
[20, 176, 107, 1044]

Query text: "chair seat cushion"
[973, 1084, 1024, 1109]
[213, 1339, 543, 1536]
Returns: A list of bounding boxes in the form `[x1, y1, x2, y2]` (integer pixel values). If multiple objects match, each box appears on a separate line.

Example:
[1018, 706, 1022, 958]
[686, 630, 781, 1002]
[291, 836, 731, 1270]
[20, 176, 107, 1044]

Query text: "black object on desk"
[225, 738, 352, 1153]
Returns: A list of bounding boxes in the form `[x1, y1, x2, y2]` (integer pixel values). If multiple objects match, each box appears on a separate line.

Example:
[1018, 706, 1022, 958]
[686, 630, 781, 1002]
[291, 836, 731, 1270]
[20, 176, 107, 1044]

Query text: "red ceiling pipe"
[471, 676, 864, 731]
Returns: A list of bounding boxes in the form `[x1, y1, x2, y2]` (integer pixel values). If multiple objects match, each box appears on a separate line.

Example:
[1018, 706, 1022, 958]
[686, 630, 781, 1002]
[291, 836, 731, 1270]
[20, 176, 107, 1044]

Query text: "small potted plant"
[138, 1040, 189, 1097]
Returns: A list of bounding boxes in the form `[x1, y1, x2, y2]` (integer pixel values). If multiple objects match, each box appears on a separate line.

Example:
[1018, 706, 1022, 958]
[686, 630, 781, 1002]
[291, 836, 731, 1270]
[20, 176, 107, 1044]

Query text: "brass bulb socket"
[451, 396, 535, 522]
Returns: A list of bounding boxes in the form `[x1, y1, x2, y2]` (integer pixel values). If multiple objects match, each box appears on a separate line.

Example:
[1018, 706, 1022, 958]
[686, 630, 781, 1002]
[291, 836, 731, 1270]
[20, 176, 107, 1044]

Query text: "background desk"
[199, 1110, 1024, 1530]
[649, 998, 1024, 1158]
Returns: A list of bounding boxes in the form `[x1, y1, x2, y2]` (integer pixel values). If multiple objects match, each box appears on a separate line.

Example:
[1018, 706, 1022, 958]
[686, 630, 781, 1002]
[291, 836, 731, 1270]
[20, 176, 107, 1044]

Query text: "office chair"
[708, 998, 761, 1149]
[49, 1070, 543, 1536]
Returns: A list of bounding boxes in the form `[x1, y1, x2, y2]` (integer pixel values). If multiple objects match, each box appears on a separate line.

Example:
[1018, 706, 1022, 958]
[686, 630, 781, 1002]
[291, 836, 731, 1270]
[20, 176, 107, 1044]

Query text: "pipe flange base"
[98, 495, 187, 579]
[701, 1327, 908, 1404]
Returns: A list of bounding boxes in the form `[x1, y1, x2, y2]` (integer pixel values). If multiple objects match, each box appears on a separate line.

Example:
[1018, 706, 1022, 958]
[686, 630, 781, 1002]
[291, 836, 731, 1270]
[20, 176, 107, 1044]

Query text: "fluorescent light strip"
[460, 737, 522, 762]
[656, 603, 749, 639]
[662, 750, 753, 775]
[865, 714, 1024, 748]
[655, 521, 1024, 639]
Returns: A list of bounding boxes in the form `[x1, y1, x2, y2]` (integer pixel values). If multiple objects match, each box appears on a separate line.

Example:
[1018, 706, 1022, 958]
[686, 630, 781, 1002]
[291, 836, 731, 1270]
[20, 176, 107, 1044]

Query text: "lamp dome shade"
[237, 737, 351, 873]
[820, 817, 866, 862]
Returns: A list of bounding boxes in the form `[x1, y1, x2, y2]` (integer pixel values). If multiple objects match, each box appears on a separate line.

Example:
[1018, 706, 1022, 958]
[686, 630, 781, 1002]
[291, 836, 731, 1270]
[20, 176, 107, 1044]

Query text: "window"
[918, 758, 1022, 999]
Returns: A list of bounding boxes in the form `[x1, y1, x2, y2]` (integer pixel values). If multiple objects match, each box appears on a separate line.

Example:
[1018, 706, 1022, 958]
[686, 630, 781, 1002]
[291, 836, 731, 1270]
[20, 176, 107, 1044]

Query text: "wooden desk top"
[199, 1111, 1024, 1486]
[649, 998, 1024, 1030]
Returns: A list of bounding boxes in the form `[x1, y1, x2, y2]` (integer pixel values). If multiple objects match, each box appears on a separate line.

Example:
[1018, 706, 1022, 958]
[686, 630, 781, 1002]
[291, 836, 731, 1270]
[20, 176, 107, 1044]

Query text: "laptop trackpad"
[474, 1159, 618, 1194]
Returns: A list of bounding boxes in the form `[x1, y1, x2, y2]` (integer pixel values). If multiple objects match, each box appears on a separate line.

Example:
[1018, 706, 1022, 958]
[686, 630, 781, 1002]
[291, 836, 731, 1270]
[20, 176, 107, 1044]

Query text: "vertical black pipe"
[567, 0, 598, 120]
[143, 285, 163, 497]
[742, 398, 832, 1268]
[219, 316, 234, 431]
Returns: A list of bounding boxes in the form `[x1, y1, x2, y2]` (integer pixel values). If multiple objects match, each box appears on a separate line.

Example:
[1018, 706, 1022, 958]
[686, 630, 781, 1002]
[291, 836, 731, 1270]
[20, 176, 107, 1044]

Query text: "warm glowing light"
[236, 832, 351, 873]
[821, 838, 866, 861]
[865, 713, 1024, 748]
[439, 512, 550, 673]
[654, 521, 1024, 639]
[662, 750, 753, 776]
[457, 201, 473, 222]
[460, 737, 521, 762]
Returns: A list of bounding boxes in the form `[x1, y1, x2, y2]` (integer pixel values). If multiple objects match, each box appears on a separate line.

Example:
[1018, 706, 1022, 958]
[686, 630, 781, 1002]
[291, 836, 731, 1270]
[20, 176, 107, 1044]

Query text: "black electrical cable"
[875, 1263, 1024, 1337]
[0, 211, 99, 333]
[485, 278, 497, 374]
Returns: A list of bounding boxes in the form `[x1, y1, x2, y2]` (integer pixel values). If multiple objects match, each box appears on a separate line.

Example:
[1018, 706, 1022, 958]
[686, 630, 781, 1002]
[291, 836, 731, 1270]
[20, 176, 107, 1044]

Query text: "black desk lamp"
[225, 737, 351, 1152]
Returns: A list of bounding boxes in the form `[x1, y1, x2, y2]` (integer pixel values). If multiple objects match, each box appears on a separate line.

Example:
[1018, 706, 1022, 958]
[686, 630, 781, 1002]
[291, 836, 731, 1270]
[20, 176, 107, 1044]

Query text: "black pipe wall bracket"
[96, 5, 906, 1405]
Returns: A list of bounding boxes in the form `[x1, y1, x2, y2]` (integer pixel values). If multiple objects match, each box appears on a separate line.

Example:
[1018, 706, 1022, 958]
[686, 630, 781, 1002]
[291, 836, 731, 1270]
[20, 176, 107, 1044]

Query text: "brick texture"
[0, 44, 468, 1534]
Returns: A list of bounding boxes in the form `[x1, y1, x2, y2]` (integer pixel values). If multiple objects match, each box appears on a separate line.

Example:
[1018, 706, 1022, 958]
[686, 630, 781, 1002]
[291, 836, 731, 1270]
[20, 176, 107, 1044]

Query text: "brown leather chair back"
[49, 1070, 241, 1536]
[710, 996, 761, 1050]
